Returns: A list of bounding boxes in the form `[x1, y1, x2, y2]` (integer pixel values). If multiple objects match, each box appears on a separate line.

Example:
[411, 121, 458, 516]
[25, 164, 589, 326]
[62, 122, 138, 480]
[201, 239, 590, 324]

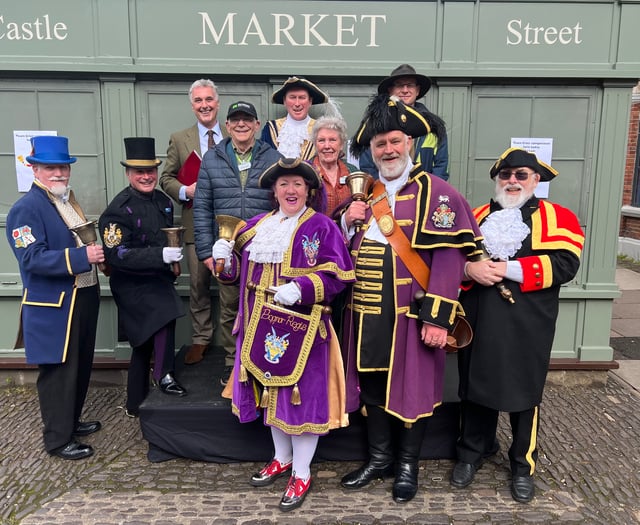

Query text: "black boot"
[341, 405, 395, 489]
[392, 418, 428, 503]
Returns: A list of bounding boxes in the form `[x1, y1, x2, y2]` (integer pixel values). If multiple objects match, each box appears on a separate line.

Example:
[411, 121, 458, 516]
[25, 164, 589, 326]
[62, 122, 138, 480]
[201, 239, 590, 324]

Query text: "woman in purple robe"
[213, 158, 355, 512]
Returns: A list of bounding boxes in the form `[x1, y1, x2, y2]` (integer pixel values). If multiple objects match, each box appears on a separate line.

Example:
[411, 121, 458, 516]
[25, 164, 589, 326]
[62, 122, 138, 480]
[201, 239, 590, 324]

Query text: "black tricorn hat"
[259, 157, 322, 190]
[490, 147, 558, 182]
[271, 76, 329, 105]
[120, 137, 162, 168]
[349, 95, 431, 158]
[377, 64, 432, 99]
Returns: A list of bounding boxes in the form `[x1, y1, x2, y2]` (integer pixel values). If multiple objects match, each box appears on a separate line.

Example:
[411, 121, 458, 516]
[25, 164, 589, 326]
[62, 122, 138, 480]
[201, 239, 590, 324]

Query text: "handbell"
[70, 220, 108, 275]
[345, 171, 374, 231]
[214, 215, 247, 276]
[470, 243, 515, 304]
[161, 226, 186, 277]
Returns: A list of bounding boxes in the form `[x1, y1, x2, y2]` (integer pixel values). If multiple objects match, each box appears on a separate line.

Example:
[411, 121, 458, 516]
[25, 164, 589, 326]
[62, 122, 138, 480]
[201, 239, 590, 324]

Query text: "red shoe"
[250, 458, 292, 487]
[279, 474, 312, 512]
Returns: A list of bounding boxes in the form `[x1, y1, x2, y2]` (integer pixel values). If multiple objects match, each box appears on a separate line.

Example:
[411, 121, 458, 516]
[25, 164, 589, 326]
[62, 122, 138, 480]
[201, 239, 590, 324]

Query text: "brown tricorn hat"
[271, 77, 329, 105]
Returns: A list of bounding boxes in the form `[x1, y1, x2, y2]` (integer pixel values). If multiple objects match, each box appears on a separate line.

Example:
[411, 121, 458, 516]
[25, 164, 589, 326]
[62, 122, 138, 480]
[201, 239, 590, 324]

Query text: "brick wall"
[620, 86, 640, 241]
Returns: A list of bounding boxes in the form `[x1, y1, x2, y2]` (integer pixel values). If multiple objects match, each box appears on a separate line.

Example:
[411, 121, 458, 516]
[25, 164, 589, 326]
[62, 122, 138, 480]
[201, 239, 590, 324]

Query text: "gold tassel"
[404, 422, 413, 429]
[239, 364, 248, 383]
[290, 384, 301, 405]
[360, 405, 368, 417]
[260, 387, 269, 408]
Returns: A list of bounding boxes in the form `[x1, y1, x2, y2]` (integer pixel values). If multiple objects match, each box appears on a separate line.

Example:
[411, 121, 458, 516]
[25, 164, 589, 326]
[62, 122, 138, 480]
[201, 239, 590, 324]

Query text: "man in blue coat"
[6, 136, 104, 460]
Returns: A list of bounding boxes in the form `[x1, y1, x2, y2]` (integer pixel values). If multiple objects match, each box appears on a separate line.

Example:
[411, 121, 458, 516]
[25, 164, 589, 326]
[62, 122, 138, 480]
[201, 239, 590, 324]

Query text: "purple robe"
[342, 166, 482, 422]
[220, 207, 355, 435]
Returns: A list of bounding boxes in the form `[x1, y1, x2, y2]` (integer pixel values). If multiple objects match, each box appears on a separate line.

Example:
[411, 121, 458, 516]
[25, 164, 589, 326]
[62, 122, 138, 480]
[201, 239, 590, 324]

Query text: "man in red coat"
[451, 148, 585, 503]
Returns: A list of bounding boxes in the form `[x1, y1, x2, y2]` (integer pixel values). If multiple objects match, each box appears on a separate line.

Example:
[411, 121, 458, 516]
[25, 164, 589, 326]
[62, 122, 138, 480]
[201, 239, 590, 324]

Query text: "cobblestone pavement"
[1, 372, 639, 525]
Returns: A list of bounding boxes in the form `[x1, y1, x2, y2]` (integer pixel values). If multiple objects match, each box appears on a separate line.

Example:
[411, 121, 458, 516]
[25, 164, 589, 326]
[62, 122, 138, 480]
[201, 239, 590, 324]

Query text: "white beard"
[377, 154, 411, 181]
[494, 181, 534, 209]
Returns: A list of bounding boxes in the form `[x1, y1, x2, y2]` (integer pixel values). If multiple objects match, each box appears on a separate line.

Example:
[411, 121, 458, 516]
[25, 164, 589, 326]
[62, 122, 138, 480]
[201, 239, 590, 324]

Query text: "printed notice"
[14, 130, 58, 192]
[510, 138, 553, 198]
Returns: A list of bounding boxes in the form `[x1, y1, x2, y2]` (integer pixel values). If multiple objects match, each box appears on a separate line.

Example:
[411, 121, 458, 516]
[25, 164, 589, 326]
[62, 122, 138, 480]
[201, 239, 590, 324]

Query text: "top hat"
[26, 136, 77, 165]
[489, 147, 558, 182]
[377, 64, 432, 99]
[120, 137, 162, 168]
[271, 77, 329, 105]
[349, 95, 431, 158]
[227, 101, 258, 120]
[259, 157, 322, 190]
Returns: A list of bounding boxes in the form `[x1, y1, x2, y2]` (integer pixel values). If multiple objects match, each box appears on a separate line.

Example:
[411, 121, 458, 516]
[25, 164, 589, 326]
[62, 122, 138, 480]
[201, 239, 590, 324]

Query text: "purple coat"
[343, 166, 481, 422]
[220, 208, 355, 435]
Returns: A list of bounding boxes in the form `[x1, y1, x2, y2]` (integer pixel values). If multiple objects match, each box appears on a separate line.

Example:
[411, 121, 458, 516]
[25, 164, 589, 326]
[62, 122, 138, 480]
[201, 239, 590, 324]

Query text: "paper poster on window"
[14, 130, 58, 192]
[510, 138, 553, 198]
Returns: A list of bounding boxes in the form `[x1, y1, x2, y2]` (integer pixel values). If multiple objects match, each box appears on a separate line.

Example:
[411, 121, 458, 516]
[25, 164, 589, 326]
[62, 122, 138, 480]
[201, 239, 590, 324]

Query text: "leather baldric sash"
[368, 180, 473, 351]
[370, 180, 430, 290]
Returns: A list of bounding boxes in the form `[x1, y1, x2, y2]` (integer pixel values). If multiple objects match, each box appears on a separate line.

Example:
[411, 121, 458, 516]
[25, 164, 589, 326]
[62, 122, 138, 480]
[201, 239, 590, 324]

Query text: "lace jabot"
[248, 207, 307, 264]
[277, 115, 311, 158]
[481, 207, 530, 260]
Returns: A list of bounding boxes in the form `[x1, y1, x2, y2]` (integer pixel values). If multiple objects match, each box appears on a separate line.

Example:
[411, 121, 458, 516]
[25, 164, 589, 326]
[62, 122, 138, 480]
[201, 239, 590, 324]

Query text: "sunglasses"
[497, 169, 535, 181]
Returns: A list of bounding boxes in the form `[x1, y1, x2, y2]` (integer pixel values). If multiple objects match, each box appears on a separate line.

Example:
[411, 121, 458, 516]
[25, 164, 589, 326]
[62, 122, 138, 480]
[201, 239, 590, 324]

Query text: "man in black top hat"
[357, 64, 449, 181]
[99, 137, 187, 417]
[450, 148, 584, 503]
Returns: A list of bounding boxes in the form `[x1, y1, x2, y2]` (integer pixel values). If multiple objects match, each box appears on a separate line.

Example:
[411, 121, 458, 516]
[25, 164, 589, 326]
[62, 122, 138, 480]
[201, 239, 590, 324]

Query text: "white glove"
[212, 239, 235, 261]
[162, 247, 184, 264]
[273, 282, 301, 306]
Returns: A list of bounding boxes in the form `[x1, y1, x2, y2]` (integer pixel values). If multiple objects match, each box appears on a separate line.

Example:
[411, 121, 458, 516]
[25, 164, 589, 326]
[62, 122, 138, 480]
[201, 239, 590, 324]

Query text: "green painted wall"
[1, 0, 637, 363]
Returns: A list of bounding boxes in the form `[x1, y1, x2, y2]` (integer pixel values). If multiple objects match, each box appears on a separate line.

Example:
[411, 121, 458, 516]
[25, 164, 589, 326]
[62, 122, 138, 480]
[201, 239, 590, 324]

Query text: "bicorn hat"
[349, 95, 431, 158]
[26, 136, 76, 165]
[490, 147, 558, 182]
[271, 77, 329, 105]
[259, 157, 322, 190]
[120, 137, 162, 168]
[377, 64, 432, 99]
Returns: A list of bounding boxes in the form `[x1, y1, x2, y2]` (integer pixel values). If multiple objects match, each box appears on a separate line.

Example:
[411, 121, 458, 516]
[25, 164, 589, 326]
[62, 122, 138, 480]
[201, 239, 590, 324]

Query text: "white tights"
[270, 426, 319, 480]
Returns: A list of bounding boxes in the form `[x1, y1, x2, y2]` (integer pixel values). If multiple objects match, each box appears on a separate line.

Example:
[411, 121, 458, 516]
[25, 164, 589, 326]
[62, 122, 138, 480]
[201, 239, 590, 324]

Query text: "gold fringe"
[260, 387, 269, 408]
[290, 384, 301, 405]
[239, 364, 248, 383]
[404, 422, 413, 429]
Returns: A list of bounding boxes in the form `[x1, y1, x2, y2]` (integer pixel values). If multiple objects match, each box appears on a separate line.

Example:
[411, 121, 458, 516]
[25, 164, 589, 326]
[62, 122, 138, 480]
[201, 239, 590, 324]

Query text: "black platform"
[140, 346, 461, 463]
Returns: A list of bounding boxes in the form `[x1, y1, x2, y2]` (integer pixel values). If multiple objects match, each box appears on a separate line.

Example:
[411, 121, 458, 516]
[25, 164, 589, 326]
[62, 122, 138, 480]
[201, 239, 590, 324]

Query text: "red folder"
[177, 150, 201, 208]
[177, 150, 202, 187]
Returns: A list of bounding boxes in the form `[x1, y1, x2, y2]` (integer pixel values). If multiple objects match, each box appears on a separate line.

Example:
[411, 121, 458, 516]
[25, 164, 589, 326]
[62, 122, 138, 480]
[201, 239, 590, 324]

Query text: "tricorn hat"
[259, 157, 322, 190]
[490, 147, 558, 182]
[349, 95, 431, 158]
[120, 137, 162, 168]
[377, 64, 432, 99]
[26, 136, 77, 165]
[271, 77, 329, 105]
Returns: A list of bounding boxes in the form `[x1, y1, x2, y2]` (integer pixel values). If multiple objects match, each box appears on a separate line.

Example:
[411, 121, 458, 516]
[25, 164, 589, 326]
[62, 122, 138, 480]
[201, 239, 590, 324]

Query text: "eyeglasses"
[497, 169, 535, 181]
[392, 82, 418, 90]
[229, 116, 256, 124]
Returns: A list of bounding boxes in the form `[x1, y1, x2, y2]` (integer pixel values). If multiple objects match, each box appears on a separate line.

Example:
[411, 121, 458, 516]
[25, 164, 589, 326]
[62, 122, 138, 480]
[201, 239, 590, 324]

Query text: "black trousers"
[37, 285, 99, 452]
[457, 400, 540, 476]
[126, 321, 176, 413]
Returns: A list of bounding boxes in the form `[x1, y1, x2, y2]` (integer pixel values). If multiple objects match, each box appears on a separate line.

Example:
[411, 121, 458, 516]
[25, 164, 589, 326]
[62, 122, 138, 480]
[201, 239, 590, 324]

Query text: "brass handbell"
[70, 220, 109, 275]
[470, 244, 515, 304]
[345, 171, 374, 231]
[161, 226, 186, 277]
[215, 215, 247, 276]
